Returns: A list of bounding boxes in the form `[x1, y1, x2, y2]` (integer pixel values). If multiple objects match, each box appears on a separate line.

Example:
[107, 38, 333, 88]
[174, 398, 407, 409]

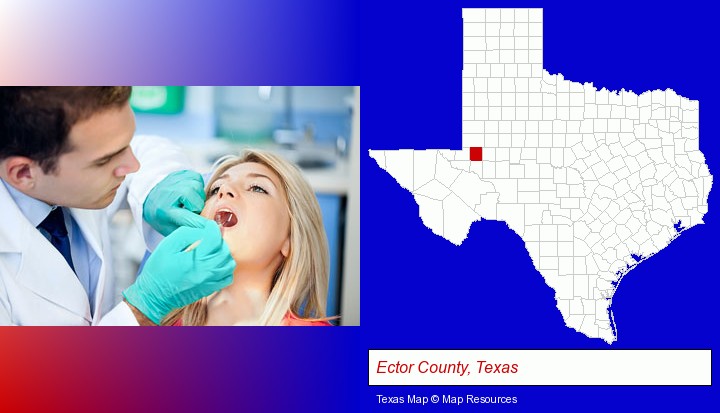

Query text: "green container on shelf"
[130, 86, 185, 114]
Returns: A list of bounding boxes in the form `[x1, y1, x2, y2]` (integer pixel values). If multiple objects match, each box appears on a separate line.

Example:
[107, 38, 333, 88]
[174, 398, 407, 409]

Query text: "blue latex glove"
[143, 170, 207, 236]
[123, 219, 236, 324]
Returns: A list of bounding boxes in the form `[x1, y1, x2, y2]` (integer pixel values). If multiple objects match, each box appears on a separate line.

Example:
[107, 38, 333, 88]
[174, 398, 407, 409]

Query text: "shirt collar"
[1, 179, 55, 227]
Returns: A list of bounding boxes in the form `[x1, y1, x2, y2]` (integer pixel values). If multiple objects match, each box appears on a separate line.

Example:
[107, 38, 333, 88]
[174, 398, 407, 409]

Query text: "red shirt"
[282, 312, 332, 326]
[172, 311, 332, 326]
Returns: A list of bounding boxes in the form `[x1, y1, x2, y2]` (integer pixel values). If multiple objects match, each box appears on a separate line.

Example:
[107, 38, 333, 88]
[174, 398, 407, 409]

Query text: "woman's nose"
[218, 187, 235, 199]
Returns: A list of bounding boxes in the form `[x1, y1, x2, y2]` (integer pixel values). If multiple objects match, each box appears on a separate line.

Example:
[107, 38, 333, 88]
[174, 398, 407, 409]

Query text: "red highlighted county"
[470, 147, 483, 161]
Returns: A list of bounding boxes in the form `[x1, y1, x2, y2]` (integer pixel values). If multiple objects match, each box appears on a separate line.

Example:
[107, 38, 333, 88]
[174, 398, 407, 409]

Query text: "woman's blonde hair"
[162, 149, 330, 326]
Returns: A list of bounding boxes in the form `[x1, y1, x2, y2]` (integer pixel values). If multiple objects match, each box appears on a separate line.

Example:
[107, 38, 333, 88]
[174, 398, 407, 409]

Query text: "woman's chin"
[221, 235, 240, 258]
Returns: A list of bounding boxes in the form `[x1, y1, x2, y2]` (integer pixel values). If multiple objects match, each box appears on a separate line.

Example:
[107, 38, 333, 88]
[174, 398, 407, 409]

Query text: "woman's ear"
[281, 237, 290, 258]
[2, 156, 37, 191]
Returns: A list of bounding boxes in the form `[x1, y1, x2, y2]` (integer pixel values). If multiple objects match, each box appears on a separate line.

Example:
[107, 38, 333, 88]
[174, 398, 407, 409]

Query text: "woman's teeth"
[214, 210, 238, 228]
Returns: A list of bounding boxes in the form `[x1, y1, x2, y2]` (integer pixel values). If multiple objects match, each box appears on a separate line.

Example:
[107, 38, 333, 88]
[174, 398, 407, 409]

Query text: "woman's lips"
[214, 208, 238, 228]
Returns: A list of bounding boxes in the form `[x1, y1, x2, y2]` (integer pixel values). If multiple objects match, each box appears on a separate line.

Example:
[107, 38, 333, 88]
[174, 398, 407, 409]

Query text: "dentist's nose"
[114, 148, 140, 177]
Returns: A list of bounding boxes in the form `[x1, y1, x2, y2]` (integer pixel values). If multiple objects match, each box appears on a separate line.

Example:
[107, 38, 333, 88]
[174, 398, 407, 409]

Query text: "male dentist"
[0, 87, 235, 325]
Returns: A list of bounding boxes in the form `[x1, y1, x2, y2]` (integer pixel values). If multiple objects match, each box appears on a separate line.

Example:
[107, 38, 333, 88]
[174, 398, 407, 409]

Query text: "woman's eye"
[250, 185, 267, 194]
[209, 186, 220, 196]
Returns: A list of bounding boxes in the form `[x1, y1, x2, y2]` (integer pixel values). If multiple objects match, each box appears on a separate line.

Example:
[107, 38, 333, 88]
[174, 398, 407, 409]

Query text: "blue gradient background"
[0, 0, 359, 84]
[1, 0, 718, 412]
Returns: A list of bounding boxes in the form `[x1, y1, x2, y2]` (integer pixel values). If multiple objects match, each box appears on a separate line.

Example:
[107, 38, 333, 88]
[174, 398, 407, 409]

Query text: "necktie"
[38, 207, 75, 273]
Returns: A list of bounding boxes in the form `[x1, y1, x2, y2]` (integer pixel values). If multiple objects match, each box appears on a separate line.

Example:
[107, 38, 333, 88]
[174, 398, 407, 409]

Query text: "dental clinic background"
[1, 0, 718, 412]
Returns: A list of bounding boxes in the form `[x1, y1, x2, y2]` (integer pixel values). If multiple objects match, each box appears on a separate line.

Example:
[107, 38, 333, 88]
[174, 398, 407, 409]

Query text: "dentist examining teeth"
[0, 87, 235, 326]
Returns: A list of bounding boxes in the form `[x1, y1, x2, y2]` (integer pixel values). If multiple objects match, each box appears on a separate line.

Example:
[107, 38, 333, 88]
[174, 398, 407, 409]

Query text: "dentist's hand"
[123, 219, 235, 324]
[143, 170, 207, 236]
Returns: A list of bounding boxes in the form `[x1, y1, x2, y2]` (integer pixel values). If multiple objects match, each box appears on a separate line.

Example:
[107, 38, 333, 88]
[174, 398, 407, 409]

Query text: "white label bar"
[369, 350, 711, 386]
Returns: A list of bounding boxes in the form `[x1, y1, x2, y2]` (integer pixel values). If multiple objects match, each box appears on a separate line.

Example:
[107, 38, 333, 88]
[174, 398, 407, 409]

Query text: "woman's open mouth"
[214, 208, 238, 228]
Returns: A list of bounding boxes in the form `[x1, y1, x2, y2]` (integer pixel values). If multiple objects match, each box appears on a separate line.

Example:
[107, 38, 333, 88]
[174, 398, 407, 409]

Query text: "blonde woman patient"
[162, 149, 332, 326]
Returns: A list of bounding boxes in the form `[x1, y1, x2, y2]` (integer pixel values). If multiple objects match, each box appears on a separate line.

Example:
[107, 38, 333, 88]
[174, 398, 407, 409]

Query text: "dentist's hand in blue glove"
[143, 170, 207, 236]
[123, 218, 235, 325]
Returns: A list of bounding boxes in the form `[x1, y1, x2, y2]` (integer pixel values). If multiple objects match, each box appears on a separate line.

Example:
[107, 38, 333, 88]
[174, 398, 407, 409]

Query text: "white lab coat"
[0, 135, 191, 325]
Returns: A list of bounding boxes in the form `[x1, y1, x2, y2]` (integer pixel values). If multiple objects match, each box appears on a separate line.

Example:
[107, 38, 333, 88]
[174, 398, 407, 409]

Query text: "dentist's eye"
[250, 184, 267, 194]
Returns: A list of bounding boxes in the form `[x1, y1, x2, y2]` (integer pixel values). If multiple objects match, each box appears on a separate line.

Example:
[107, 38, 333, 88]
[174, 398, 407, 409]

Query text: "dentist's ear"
[2, 156, 38, 191]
